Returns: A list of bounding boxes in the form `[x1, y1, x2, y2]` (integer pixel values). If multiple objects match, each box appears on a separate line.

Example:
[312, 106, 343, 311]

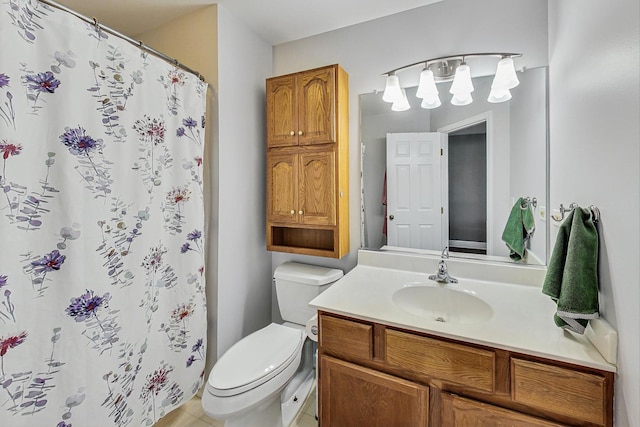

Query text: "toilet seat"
[207, 323, 304, 397]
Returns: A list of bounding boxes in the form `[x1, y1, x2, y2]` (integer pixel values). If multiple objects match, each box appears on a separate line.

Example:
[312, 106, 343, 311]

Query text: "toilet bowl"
[202, 262, 343, 427]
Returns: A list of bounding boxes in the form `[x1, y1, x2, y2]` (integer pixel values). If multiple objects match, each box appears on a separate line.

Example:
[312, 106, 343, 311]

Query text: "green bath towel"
[542, 207, 599, 334]
[501, 197, 535, 261]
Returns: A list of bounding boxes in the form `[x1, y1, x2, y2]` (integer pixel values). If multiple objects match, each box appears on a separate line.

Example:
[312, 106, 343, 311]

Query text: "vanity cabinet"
[317, 312, 614, 427]
[266, 65, 349, 258]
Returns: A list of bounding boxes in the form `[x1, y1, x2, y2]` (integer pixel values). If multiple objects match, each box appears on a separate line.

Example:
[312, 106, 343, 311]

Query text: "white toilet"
[202, 262, 343, 427]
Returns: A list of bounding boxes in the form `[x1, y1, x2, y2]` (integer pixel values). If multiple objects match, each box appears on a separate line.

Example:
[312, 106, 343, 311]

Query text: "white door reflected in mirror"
[385, 132, 445, 250]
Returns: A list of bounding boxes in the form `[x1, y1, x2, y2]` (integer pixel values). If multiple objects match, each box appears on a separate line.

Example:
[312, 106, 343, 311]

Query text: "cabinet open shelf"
[269, 225, 339, 257]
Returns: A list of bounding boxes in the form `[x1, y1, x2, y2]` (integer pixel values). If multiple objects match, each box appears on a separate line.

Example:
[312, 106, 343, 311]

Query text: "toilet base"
[223, 393, 282, 427]
[281, 371, 314, 426]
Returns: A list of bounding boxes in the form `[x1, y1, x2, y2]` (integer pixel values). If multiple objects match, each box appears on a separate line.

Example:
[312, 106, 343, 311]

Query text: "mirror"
[360, 66, 548, 265]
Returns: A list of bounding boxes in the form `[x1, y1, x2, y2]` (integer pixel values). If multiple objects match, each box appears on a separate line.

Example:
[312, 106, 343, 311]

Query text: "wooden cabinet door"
[320, 355, 429, 427]
[440, 393, 564, 427]
[299, 150, 335, 225]
[267, 153, 298, 223]
[266, 74, 298, 147]
[297, 67, 336, 146]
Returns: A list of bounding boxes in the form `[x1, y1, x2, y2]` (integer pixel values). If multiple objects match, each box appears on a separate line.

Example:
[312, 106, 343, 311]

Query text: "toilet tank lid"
[274, 262, 343, 286]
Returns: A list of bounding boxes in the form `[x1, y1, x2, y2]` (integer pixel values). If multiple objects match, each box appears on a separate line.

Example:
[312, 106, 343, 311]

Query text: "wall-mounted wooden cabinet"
[266, 65, 349, 258]
[318, 312, 614, 427]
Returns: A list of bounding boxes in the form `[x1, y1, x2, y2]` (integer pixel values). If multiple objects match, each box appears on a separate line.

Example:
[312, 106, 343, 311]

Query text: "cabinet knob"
[290, 210, 295, 215]
[290, 131, 295, 136]
[298, 210, 303, 215]
[389, 215, 394, 220]
[298, 130, 303, 136]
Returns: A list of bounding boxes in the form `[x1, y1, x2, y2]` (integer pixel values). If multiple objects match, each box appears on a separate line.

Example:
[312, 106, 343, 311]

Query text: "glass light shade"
[491, 57, 519, 90]
[416, 69, 439, 99]
[451, 92, 473, 106]
[392, 88, 411, 111]
[487, 87, 512, 103]
[420, 94, 441, 109]
[449, 64, 474, 94]
[382, 74, 404, 103]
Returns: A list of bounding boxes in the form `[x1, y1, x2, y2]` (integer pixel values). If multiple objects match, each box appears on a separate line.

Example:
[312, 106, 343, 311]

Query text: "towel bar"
[523, 197, 537, 208]
[552, 203, 600, 223]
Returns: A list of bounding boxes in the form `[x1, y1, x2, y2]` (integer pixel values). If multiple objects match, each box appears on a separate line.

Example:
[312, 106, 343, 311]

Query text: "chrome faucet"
[429, 247, 458, 284]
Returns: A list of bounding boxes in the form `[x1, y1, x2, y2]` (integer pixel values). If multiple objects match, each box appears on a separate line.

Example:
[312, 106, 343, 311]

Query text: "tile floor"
[154, 388, 318, 427]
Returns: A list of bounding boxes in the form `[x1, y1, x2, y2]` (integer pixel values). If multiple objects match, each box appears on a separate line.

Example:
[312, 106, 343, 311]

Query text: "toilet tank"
[274, 262, 343, 325]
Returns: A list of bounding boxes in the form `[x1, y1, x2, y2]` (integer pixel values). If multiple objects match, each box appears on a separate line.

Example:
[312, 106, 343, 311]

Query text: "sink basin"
[392, 283, 493, 324]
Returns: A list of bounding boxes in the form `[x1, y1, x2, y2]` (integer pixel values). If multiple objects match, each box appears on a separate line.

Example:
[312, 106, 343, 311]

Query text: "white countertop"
[309, 250, 616, 373]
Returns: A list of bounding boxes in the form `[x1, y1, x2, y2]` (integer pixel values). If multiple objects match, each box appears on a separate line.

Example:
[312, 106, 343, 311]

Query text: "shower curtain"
[0, 1, 207, 426]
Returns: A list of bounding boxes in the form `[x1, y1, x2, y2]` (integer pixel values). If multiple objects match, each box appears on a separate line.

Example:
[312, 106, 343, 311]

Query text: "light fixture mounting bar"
[382, 52, 522, 76]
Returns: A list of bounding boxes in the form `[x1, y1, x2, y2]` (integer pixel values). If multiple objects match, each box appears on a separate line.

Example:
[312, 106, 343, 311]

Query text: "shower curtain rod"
[38, 0, 206, 82]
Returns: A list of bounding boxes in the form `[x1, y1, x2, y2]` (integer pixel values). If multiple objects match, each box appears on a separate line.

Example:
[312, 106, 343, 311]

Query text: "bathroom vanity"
[310, 250, 616, 426]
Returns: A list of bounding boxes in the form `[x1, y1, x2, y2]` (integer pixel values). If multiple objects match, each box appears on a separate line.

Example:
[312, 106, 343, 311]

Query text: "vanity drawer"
[319, 314, 373, 361]
[385, 329, 495, 392]
[511, 358, 608, 426]
[441, 392, 565, 426]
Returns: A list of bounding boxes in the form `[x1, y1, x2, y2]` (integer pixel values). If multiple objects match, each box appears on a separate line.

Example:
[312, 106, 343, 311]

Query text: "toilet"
[202, 262, 343, 427]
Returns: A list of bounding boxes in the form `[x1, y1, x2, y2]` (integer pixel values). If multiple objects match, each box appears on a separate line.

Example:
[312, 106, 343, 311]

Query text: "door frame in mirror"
[438, 112, 493, 255]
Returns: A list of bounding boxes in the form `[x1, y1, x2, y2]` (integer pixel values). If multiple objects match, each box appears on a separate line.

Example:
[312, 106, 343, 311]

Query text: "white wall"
[548, 1, 640, 425]
[214, 4, 274, 364]
[270, 0, 549, 276]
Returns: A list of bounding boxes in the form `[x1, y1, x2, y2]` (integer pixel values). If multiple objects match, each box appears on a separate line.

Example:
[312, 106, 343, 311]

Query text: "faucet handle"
[441, 246, 450, 259]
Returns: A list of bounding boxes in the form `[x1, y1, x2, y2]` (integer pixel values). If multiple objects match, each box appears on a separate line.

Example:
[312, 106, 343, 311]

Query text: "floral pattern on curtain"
[0, 1, 207, 426]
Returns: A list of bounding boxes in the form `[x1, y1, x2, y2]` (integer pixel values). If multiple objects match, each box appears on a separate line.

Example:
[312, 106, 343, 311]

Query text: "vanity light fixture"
[416, 69, 441, 109]
[382, 72, 404, 104]
[392, 88, 411, 111]
[382, 53, 522, 111]
[449, 62, 474, 106]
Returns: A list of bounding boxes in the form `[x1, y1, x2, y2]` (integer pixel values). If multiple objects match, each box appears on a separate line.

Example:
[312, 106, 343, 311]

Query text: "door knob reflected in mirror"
[290, 131, 295, 136]
[299, 210, 303, 215]
[389, 215, 394, 220]
[298, 130, 303, 136]
[290, 210, 295, 215]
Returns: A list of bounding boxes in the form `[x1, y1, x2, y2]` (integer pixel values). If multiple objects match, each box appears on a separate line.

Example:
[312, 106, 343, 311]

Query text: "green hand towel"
[501, 197, 536, 261]
[542, 207, 599, 334]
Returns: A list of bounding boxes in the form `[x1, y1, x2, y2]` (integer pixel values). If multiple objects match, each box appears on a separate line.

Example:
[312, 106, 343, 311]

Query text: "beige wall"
[137, 5, 218, 88]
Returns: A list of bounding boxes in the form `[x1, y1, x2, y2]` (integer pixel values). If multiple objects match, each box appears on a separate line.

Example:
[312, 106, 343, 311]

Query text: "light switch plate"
[538, 205, 546, 222]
